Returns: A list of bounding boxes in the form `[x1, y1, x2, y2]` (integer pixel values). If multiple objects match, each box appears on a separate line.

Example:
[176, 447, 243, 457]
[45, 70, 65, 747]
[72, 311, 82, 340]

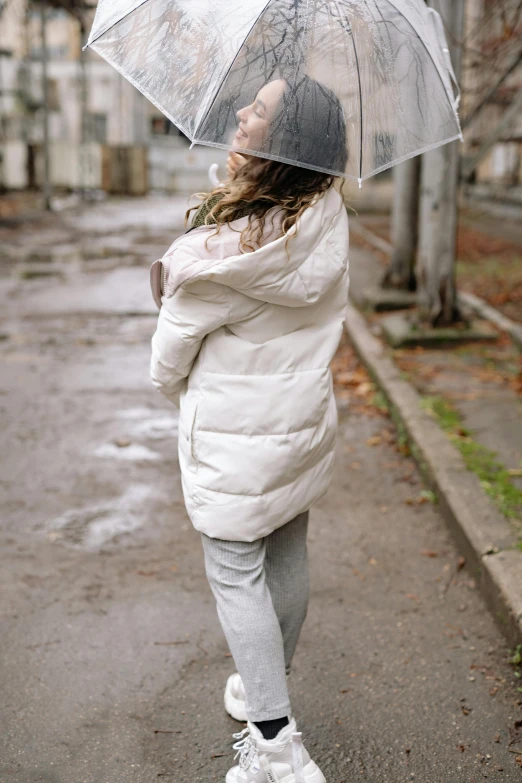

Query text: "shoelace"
[231, 726, 306, 782]
[232, 726, 257, 771]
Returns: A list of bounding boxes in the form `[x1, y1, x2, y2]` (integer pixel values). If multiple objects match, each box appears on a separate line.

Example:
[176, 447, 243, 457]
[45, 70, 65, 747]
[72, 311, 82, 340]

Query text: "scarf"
[187, 193, 258, 232]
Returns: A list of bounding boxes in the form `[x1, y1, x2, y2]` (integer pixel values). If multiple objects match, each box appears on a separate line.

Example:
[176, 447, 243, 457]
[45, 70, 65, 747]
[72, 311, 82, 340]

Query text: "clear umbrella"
[85, 0, 462, 183]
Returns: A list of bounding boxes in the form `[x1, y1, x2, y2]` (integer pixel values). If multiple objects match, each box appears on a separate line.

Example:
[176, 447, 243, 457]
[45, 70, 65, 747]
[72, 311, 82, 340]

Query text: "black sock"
[254, 716, 289, 740]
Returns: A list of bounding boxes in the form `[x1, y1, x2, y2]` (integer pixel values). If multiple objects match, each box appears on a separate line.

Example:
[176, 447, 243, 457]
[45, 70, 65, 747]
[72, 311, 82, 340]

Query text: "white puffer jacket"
[150, 186, 349, 541]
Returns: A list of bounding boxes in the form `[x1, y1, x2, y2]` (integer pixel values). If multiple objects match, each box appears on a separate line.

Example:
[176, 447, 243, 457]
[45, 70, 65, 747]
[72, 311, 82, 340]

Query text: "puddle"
[94, 443, 161, 461]
[117, 407, 162, 419]
[45, 484, 152, 550]
[91, 408, 178, 456]
[130, 416, 178, 439]
[116, 407, 179, 439]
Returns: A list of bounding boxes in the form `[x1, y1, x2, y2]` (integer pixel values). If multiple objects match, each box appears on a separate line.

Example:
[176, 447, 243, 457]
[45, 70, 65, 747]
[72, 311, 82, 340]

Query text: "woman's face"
[233, 79, 286, 151]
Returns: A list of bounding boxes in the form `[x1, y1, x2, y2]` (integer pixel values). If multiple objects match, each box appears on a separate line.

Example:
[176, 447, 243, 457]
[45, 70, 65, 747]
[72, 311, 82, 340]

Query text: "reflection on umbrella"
[86, 0, 462, 183]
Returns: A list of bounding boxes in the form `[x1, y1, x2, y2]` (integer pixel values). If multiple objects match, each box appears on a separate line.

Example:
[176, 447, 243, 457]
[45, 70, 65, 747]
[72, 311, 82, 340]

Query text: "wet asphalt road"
[1, 243, 521, 782]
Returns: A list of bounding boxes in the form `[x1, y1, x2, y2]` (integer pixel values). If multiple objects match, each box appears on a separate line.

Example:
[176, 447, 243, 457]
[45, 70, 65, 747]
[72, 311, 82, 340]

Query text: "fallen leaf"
[335, 371, 357, 385]
[366, 435, 382, 446]
[508, 719, 522, 746]
[354, 381, 373, 397]
[421, 549, 439, 558]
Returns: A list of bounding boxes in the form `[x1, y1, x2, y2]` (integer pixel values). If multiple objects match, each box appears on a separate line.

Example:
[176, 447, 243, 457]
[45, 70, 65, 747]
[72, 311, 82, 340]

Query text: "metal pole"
[40, 1, 52, 210]
[79, 20, 88, 199]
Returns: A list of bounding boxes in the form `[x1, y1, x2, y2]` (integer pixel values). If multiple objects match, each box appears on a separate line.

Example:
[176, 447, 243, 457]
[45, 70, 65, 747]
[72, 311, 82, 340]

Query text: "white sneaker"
[226, 717, 326, 783]
[225, 672, 248, 722]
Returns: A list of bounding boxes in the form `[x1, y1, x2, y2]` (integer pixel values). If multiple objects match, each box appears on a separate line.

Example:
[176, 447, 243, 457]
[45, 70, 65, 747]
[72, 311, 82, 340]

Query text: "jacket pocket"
[189, 396, 201, 466]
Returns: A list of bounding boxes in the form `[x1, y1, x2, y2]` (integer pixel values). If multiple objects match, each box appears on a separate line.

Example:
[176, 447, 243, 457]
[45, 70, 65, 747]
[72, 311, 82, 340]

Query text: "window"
[150, 116, 187, 139]
[85, 113, 107, 143]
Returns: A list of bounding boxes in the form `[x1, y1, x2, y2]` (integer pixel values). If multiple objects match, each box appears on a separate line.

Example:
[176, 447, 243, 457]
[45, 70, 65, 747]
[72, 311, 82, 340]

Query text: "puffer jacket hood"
[150, 184, 349, 542]
[155, 185, 347, 308]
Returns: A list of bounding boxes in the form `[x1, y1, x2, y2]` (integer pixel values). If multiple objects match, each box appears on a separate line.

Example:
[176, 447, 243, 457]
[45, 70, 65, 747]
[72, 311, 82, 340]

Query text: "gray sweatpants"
[200, 511, 310, 722]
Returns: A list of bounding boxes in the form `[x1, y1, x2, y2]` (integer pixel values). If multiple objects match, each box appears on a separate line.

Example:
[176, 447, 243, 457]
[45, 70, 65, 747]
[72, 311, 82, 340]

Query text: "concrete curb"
[344, 302, 522, 648]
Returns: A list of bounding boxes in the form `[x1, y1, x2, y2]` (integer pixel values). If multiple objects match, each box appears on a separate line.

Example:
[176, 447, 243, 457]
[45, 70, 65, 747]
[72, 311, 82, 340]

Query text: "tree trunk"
[40, 1, 52, 210]
[381, 157, 420, 291]
[417, 0, 465, 327]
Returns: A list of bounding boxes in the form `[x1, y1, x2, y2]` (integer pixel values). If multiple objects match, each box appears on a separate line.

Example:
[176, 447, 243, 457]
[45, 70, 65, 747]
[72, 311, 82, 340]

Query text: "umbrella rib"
[193, 0, 275, 142]
[85, 0, 151, 48]
[350, 24, 364, 185]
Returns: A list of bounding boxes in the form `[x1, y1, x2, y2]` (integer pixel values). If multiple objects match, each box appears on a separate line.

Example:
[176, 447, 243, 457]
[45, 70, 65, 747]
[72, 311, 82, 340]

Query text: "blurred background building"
[0, 0, 224, 195]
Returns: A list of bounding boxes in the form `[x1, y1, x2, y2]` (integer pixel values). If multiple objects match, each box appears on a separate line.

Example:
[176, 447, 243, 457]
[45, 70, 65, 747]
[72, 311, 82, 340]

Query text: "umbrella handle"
[208, 163, 222, 188]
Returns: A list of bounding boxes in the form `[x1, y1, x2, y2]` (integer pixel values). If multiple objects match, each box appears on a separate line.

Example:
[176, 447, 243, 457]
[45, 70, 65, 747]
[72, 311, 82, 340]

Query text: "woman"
[150, 74, 349, 783]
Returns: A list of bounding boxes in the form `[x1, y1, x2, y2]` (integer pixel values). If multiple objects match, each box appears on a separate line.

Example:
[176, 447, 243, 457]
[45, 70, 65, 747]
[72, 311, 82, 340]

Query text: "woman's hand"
[226, 151, 248, 180]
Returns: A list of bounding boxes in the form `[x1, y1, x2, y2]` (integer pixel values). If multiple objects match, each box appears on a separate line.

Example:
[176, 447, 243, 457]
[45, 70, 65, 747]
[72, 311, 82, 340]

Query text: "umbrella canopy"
[86, 0, 462, 182]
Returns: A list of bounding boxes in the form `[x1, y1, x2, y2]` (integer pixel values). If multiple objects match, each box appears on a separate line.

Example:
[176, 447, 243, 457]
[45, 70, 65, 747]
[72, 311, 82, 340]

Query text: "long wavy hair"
[185, 75, 348, 253]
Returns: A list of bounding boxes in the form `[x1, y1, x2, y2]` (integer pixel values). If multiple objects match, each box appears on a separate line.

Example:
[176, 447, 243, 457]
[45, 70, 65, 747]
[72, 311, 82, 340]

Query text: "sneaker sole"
[224, 687, 248, 722]
[225, 759, 326, 783]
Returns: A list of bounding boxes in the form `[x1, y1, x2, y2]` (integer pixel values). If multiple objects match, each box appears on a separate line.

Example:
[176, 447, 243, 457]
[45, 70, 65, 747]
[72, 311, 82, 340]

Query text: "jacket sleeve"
[150, 280, 231, 407]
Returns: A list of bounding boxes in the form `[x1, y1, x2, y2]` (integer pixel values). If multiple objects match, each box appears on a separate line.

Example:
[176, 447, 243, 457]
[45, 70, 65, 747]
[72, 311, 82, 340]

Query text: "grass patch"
[421, 395, 522, 531]
[420, 489, 437, 505]
[371, 390, 390, 414]
[509, 644, 522, 693]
